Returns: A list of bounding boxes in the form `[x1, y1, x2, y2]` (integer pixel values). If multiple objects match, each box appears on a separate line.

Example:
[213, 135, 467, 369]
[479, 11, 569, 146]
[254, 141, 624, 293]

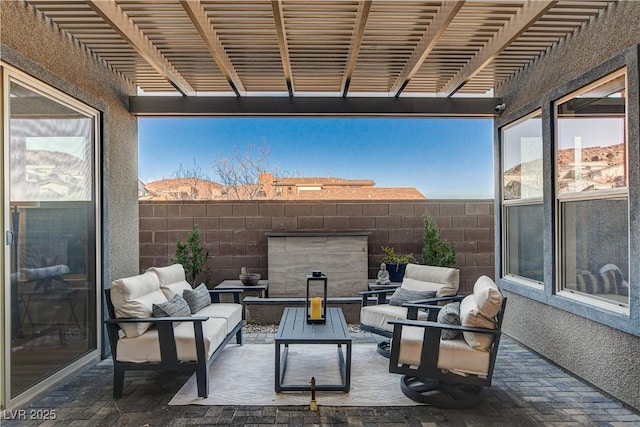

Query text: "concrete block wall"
[139, 199, 494, 294]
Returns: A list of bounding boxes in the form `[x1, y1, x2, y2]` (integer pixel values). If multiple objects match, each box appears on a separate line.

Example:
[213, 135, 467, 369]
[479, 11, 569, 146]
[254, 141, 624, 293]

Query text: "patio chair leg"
[195, 364, 209, 398]
[113, 366, 125, 398]
[400, 375, 485, 409]
[236, 329, 243, 345]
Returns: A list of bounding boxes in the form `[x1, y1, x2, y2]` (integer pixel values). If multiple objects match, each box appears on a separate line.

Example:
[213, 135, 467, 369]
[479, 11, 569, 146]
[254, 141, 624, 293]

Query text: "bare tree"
[174, 158, 211, 200]
[212, 143, 273, 200]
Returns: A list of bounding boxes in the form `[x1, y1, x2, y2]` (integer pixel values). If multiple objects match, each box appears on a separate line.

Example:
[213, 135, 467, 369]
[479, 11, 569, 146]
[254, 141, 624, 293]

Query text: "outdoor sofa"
[104, 264, 243, 398]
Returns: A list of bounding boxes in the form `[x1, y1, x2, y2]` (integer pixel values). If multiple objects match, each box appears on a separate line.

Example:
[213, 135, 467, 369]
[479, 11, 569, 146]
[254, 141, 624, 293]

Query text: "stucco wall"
[1, 1, 139, 284]
[495, 1, 640, 411]
[139, 199, 494, 294]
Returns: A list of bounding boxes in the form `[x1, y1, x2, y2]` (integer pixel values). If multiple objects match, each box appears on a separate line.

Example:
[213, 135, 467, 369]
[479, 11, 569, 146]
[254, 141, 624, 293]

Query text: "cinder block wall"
[139, 199, 494, 294]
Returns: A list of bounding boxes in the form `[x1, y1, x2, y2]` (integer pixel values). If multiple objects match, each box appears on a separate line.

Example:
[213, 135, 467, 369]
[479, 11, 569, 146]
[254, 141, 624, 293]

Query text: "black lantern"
[306, 271, 327, 324]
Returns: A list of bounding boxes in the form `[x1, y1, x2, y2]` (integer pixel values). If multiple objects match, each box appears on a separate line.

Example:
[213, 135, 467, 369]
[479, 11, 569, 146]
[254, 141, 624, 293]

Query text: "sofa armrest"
[104, 315, 210, 365]
[105, 316, 208, 324]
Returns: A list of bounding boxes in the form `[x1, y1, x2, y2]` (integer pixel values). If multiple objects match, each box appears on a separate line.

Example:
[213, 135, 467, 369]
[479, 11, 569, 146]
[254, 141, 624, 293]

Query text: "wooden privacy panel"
[267, 233, 368, 297]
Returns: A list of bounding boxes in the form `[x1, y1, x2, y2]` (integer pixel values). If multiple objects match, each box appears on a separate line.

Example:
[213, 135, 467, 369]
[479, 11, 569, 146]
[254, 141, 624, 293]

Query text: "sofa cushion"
[437, 302, 461, 340]
[397, 326, 490, 376]
[183, 283, 211, 314]
[148, 264, 193, 299]
[388, 288, 436, 306]
[360, 304, 428, 333]
[110, 271, 168, 338]
[196, 303, 243, 334]
[152, 294, 192, 318]
[116, 317, 228, 363]
[402, 264, 459, 297]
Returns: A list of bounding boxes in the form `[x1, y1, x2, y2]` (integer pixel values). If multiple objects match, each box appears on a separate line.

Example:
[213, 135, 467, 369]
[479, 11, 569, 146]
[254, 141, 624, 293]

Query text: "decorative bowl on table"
[239, 273, 261, 286]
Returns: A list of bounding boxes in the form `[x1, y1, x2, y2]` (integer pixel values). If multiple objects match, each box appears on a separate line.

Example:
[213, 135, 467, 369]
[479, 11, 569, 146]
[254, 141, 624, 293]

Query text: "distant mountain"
[26, 149, 83, 170]
[557, 143, 624, 167]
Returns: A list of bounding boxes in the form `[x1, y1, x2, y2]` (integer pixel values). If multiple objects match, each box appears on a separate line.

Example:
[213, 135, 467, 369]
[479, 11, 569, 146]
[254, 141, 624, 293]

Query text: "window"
[555, 69, 629, 308]
[501, 111, 543, 283]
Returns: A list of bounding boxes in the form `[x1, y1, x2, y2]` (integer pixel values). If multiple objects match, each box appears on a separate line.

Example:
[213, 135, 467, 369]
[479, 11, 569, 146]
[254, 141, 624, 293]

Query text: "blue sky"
[139, 117, 494, 199]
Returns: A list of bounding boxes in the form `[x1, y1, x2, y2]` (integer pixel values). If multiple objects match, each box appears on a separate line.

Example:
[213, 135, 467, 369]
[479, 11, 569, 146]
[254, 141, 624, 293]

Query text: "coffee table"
[275, 307, 352, 392]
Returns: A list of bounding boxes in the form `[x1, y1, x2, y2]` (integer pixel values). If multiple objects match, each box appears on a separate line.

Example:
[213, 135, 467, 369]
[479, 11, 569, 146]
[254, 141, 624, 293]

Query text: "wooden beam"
[180, 0, 245, 96]
[129, 96, 503, 117]
[341, 0, 372, 97]
[86, 0, 195, 96]
[440, 0, 557, 97]
[271, 0, 294, 97]
[392, 0, 465, 97]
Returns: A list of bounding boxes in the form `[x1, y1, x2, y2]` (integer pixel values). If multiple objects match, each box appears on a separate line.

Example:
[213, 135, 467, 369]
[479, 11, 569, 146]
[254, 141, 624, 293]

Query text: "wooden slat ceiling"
[24, 0, 615, 97]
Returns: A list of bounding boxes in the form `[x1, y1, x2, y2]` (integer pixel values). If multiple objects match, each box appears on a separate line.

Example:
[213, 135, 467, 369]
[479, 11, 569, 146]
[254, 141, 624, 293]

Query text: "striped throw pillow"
[182, 283, 211, 314]
[152, 294, 191, 318]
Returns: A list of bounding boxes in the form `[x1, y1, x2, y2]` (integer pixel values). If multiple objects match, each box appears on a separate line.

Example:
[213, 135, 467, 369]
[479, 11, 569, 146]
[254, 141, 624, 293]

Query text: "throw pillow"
[599, 268, 624, 295]
[437, 302, 461, 340]
[182, 283, 211, 314]
[152, 294, 191, 318]
[460, 294, 496, 351]
[575, 270, 600, 294]
[388, 288, 436, 306]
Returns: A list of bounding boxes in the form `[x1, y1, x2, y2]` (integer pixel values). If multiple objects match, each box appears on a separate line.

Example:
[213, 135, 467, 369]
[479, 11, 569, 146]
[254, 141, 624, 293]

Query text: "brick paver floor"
[2, 328, 639, 426]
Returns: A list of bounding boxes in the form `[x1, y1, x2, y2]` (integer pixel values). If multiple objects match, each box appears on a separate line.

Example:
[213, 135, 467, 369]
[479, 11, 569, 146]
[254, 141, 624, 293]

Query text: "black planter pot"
[386, 263, 407, 283]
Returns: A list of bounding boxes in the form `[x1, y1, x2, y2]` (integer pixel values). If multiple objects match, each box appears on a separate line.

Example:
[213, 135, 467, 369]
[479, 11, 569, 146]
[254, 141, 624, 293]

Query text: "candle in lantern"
[310, 297, 322, 319]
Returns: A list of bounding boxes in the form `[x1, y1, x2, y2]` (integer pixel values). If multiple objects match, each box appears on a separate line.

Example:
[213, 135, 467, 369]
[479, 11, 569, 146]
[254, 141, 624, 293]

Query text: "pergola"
[24, 0, 614, 115]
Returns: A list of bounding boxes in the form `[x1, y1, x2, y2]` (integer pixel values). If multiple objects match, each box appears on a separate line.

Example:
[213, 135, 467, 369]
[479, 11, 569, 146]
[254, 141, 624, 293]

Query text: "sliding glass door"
[4, 69, 100, 402]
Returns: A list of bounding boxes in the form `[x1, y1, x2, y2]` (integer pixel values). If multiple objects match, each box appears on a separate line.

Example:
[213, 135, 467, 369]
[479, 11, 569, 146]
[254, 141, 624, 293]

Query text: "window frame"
[553, 68, 630, 312]
[501, 109, 544, 287]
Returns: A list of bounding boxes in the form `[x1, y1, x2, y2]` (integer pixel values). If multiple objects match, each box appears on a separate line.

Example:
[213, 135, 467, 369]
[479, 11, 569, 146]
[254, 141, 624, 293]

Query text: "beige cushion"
[472, 275, 503, 319]
[116, 317, 228, 363]
[110, 271, 168, 338]
[147, 264, 192, 300]
[360, 304, 428, 333]
[401, 264, 459, 297]
[196, 303, 243, 334]
[396, 326, 490, 376]
[459, 276, 503, 351]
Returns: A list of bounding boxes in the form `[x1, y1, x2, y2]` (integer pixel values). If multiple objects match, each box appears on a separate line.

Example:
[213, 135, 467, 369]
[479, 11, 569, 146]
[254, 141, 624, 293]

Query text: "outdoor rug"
[169, 343, 418, 406]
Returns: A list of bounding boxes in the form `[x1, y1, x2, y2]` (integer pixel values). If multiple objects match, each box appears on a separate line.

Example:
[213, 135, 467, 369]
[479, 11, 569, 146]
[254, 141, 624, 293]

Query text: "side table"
[216, 279, 269, 298]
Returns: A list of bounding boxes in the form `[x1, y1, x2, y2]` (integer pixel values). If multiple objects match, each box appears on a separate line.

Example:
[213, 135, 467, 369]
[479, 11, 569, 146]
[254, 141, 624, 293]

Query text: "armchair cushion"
[402, 264, 459, 297]
[110, 270, 169, 338]
[389, 288, 436, 306]
[437, 302, 461, 340]
[183, 283, 211, 314]
[398, 326, 491, 376]
[152, 294, 192, 318]
[460, 276, 503, 350]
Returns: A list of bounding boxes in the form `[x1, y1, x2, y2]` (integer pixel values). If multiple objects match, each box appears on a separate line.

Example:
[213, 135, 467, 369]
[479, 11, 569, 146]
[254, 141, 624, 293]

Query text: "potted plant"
[422, 210, 456, 267]
[379, 246, 416, 282]
[173, 225, 211, 287]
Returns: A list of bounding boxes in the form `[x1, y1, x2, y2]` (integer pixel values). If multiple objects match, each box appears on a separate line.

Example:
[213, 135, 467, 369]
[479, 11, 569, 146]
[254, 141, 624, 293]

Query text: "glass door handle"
[5, 230, 15, 245]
